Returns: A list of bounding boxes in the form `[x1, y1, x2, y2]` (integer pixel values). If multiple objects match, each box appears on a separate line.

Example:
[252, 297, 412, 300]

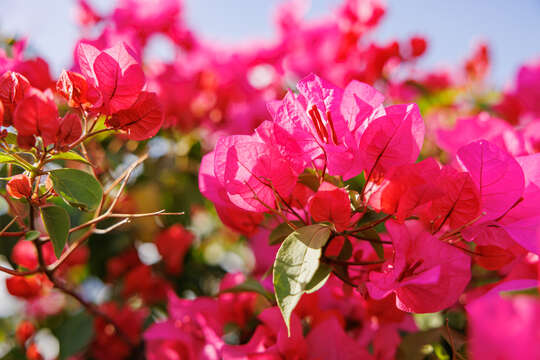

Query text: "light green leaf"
[41, 205, 70, 258]
[24, 230, 41, 241]
[49, 152, 92, 166]
[49, 169, 103, 211]
[0, 152, 32, 170]
[273, 224, 331, 335]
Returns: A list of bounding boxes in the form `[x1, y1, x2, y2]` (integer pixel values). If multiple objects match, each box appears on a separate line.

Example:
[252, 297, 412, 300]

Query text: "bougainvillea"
[0, 0, 538, 359]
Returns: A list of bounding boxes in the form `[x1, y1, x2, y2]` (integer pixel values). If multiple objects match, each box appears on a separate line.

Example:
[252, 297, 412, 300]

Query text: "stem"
[323, 257, 385, 266]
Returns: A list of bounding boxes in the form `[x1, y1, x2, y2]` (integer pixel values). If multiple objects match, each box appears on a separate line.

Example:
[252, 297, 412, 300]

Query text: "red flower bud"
[15, 320, 36, 346]
[6, 174, 32, 199]
[25, 343, 43, 360]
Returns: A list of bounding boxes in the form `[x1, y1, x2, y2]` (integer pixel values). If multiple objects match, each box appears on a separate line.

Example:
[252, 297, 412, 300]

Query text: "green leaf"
[220, 278, 275, 304]
[269, 221, 303, 245]
[305, 263, 331, 294]
[49, 169, 103, 211]
[273, 224, 331, 335]
[41, 206, 70, 258]
[24, 230, 41, 241]
[49, 151, 92, 165]
[0, 152, 31, 170]
[55, 311, 94, 360]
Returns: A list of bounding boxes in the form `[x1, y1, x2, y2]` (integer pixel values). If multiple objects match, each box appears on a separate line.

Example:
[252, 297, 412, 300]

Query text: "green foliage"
[55, 311, 94, 360]
[41, 205, 70, 258]
[49, 151, 92, 166]
[273, 224, 332, 335]
[268, 221, 304, 245]
[49, 169, 103, 211]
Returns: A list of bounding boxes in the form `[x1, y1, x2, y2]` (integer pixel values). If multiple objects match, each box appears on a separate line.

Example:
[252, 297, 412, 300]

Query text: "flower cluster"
[0, 0, 539, 359]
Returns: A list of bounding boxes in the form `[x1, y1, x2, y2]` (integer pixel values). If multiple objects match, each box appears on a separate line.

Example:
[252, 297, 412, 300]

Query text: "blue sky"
[0, 0, 538, 85]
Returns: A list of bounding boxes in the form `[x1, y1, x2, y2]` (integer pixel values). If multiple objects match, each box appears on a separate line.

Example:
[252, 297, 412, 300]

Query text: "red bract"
[308, 182, 353, 231]
[122, 265, 170, 304]
[367, 158, 442, 222]
[6, 174, 32, 199]
[13, 87, 59, 146]
[25, 343, 43, 360]
[56, 70, 101, 109]
[155, 224, 193, 275]
[6, 274, 52, 300]
[12, 57, 54, 91]
[55, 112, 83, 150]
[366, 220, 471, 313]
[15, 320, 35, 345]
[12, 240, 56, 270]
[0, 71, 30, 126]
[76, 42, 145, 114]
[92, 303, 147, 360]
[107, 91, 164, 140]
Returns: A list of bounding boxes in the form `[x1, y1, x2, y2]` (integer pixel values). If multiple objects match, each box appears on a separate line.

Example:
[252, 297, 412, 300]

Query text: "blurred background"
[0, 0, 539, 85]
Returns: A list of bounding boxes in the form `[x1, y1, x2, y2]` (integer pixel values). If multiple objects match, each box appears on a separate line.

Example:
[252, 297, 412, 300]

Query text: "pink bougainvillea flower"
[308, 181, 353, 231]
[467, 295, 540, 360]
[418, 166, 481, 234]
[199, 151, 263, 234]
[107, 91, 164, 140]
[222, 307, 307, 360]
[462, 223, 525, 270]
[211, 125, 299, 212]
[13, 87, 59, 146]
[457, 140, 525, 221]
[359, 103, 424, 183]
[76, 42, 145, 114]
[367, 158, 442, 222]
[306, 317, 373, 360]
[144, 292, 224, 360]
[497, 153, 540, 253]
[436, 113, 520, 157]
[269, 73, 386, 180]
[366, 220, 471, 313]
[515, 59, 540, 118]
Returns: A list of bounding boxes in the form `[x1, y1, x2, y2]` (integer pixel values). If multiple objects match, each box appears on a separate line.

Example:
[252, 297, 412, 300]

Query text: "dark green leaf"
[56, 311, 94, 359]
[41, 205, 70, 258]
[269, 221, 303, 245]
[49, 169, 103, 211]
[273, 224, 331, 335]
